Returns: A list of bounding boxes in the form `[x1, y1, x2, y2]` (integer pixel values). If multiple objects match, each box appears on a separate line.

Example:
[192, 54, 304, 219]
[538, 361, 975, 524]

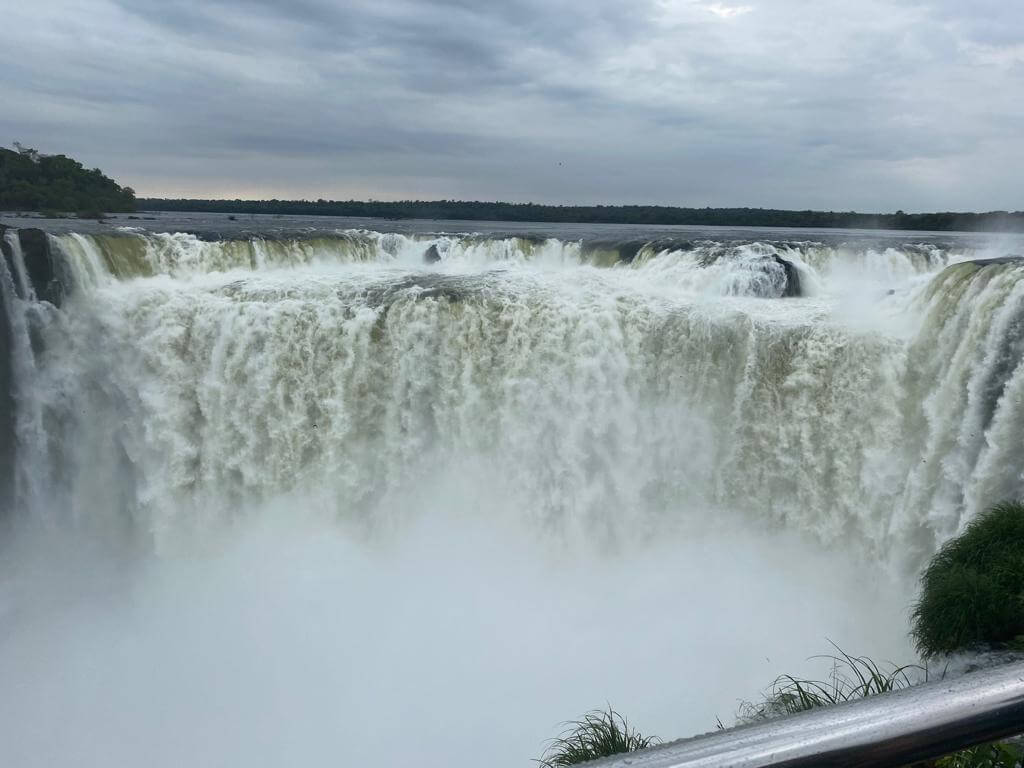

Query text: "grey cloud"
[1, 0, 1021, 211]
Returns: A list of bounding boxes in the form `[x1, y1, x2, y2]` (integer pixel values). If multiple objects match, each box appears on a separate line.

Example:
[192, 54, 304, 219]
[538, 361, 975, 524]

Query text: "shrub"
[912, 501, 1024, 657]
[537, 707, 658, 767]
[935, 742, 1023, 768]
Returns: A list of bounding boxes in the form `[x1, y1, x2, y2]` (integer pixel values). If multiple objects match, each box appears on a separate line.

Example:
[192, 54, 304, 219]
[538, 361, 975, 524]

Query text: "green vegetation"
[137, 197, 1024, 232]
[541, 496, 1024, 767]
[738, 652, 1019, 768]
[738, 651, 1020, 768]
[537, 707, 659, 767]
[936, 743, 1023, 768]
[0, 144, 135, 214]
[912, 501, 1024, 657]
[737, 645, 926, 722]
[2, 141, 1019, 231]
[540, 672, 1020, 767]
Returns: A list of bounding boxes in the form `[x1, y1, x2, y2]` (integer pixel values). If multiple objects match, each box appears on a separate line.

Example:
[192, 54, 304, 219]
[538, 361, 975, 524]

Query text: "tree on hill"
[0, 144, 136, 214]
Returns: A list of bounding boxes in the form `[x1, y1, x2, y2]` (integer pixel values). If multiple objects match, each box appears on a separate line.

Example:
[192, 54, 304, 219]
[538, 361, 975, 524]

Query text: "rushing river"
[1, 212, 1022, 767]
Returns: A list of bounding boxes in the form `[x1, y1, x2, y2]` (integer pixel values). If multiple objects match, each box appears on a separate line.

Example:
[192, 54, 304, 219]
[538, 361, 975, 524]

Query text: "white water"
[1, 231, 51, 511]
[1, 228, 1022, 767]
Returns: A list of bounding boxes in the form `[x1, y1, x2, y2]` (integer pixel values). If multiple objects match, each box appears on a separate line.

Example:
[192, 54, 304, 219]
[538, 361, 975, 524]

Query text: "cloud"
[705, 3, 754, 19]
[0, 0, 1021, 210]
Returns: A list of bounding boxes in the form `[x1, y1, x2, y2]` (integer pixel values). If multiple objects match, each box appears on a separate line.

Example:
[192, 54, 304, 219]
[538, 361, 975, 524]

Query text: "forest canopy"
[3, 142, 1020, 232]
[139, 197, 1024, 233]
[0, 144, 136, 213]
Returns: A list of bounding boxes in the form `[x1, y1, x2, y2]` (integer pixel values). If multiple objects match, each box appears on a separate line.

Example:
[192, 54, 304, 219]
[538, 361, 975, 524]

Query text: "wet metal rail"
[590, 662, 1024, 768]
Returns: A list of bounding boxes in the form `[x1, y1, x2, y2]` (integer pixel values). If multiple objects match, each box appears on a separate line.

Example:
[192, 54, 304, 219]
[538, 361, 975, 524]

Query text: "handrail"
[590, 661, 1024, 767]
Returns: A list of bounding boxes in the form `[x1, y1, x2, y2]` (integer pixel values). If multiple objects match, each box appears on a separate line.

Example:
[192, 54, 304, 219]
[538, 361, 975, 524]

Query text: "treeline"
[138, 197, 1024, 232]
[0, 145, 136, 214]
[3, 139, 1017, 232]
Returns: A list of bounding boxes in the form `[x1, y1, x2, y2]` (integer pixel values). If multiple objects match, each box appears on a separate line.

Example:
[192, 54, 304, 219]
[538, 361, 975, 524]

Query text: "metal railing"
[590, 661, 1024, 767]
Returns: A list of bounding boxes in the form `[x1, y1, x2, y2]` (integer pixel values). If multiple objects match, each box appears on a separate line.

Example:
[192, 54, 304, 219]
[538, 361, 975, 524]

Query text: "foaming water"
[0, 492, 913, 768]
[1, 222, 1022, 767]
[21, 235, 1022, 558]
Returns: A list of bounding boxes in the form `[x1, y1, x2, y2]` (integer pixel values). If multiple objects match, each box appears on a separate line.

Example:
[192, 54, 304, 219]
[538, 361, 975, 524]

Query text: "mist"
[0, 489, 914, 768]
[5, 223, 1018, 767]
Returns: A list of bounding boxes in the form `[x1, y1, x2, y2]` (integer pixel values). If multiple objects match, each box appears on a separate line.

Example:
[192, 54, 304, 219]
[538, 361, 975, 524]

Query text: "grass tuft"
[736, 645, 1022, 766]
[935, 742, 1024, 768]
[912, 501, 1024, 657]
[537, 706, 659, 767]
[737, 643, 927, 722]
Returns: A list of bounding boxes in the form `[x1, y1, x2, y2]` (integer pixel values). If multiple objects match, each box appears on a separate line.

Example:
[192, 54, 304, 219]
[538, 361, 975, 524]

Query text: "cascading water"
[1, 219, 1022, 768]
[1, 229, 51, 516]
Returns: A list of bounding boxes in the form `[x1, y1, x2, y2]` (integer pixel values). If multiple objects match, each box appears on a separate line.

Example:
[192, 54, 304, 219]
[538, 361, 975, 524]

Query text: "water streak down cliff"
[2, 225, 1022, 567]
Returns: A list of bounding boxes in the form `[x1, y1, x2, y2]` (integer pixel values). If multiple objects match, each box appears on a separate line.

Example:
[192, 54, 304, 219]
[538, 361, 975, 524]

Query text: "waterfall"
[0, 228, 1015, 561]
[1, 222, 1021, 768]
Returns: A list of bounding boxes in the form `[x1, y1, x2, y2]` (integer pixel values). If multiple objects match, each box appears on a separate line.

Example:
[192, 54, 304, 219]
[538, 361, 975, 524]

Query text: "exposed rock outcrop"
[965, 255, 1024, 267]
[773, 255, 802, 298]
[17, 228, 66, 306]
[0, 228, 16, 513]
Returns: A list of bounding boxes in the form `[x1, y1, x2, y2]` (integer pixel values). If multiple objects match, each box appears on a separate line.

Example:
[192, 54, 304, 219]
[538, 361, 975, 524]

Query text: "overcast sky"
[2, 0, 1021, 210]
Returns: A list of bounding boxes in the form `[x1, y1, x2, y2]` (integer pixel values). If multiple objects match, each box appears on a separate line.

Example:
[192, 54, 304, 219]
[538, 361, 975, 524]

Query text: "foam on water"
[0, 226, 1021, 767]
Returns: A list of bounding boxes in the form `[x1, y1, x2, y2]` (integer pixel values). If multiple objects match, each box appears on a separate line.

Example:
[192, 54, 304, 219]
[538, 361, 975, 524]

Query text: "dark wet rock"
[0, 336, 12, 516]
[424, 244, 442, 264]
[935, 255, 1024, 432]
[580, 239, 652, 264]
[613, 240, 649, 264]
[457, 232, 547, 247]
[943, 650, 1024, 678]
[17, 228, 67, 306]
[647, 237, 699, 255]
[362, 273, 479, 307]
[773, 255, 802, 298]
[965, 255, 1024, 267]
[0, 231, 15, 514]
[978, 297, 1024, 432]
[0, 224, 14, 285]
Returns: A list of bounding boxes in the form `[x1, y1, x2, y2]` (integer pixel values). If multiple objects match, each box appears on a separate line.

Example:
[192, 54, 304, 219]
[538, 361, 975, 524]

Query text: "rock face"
[0, 229, 16, 514]
[0, 224, 71, 515]
[423, 244, 442, 264]
[957, 256, 1024, 431]
[773, 255, 802, 297]
[17, 228, 66, 306]
[0, 225, 13, 282]
[966, 255, 1024, 267]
